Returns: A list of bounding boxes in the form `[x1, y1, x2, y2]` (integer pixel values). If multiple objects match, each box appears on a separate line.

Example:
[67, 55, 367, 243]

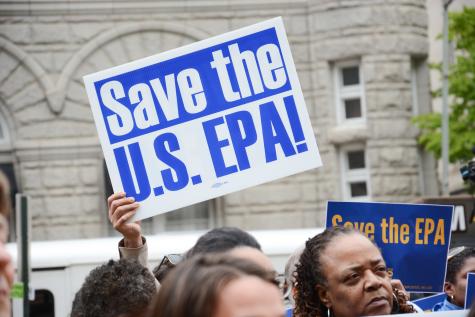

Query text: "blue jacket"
[432, 298, 463, 311]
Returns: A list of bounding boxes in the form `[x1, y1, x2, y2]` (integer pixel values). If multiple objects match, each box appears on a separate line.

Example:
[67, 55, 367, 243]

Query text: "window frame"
[334, 60, 367, 125]
[339, 145, 371, 201]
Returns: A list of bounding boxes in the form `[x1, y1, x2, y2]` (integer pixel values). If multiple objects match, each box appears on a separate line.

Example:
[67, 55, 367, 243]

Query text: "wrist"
[123, 235, 143, 248]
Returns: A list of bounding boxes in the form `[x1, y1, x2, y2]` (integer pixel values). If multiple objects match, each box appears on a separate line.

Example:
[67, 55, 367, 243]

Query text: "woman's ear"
[316, 285, 332, 308]
[444, 281, 455, 298]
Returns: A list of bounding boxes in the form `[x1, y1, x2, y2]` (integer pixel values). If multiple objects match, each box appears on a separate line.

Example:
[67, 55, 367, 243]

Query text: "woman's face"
[447, 256, 475, 307]
[318, 233, 393, 317]
[214, 276, 285, 317]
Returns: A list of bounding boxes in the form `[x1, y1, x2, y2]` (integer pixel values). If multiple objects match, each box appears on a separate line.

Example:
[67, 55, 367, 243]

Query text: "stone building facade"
[0, 0, 438, 241]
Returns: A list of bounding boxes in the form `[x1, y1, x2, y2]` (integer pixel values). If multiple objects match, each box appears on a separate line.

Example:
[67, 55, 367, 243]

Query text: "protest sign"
[326, 201, 453, 293]
[412, 293, 446, 311]
[84, 17, 322, 221]
[466, 272, 475, 309]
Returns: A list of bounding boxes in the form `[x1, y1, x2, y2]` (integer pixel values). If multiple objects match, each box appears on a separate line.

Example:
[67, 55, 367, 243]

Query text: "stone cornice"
[0, 0, 308, 16]
[14, 138, 103, 162]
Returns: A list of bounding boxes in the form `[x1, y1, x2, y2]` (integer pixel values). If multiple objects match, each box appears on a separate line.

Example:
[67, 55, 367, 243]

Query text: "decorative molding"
[1, 22, 211, 115]
[52, 21, 211, 114]
[0, 0, 307, 16]
[15, 138, 103, 162]
[328, 124, 369, 145]
[0, 37, 56, 114]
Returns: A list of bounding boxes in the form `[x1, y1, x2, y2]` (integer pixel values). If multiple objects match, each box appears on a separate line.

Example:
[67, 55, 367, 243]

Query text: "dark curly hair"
[446, 247, 475, 284]
[71, 259, 156, 317]
[150, 253, 277, 317]
[294, 227, 415, 317]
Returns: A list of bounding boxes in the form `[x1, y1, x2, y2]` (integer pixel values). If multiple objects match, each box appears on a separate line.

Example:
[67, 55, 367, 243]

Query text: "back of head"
[185, 227, 261, 258]
[151, 253, 276, 317]
[446, 247, 475, 284]
[284, 245, 303, 304]
[71, 259, 156, 317]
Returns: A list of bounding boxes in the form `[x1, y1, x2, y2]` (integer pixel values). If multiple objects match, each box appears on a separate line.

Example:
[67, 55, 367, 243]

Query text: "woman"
[149, 253, 285, 317]
[294, 227, 415, 317]
[432, 246, 475, 311]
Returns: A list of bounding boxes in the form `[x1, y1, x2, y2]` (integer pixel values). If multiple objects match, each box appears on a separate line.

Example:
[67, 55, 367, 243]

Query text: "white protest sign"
[372, 311, 468, 317]
[84, 17, 322, 221]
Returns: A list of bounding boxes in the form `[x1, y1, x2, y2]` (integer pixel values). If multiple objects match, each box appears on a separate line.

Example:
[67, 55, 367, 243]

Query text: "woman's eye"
[345, 273, 359, 283]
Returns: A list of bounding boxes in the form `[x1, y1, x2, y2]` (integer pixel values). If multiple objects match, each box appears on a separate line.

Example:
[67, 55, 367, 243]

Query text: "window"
[340, 147, 371, 201]
[30, 289, 55, 317]
[334, 62, 366, 124]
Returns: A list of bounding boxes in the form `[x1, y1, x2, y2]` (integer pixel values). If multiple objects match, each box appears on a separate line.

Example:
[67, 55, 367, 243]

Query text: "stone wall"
[0, 0, 437, 240]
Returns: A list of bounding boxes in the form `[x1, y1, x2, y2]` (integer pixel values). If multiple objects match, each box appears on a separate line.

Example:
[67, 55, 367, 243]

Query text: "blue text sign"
[84, 18, 322, 221]
[326, 201, 453, 293]
[466, 272, 475, 309]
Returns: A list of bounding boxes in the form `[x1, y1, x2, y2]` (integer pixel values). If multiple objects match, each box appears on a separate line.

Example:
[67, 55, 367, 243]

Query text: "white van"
[6, 228, 321, 317]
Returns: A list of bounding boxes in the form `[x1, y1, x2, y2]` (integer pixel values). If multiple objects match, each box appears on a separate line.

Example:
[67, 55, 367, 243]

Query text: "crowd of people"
[67, 192, 475, 317]
[0, 176, 474, 316]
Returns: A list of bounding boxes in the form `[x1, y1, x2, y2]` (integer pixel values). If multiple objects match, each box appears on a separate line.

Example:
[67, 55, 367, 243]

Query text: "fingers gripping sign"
[108, 192, 143, 248]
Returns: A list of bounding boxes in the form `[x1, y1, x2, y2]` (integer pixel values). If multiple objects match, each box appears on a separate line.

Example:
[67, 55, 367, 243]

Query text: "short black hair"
[186, 227, 261, 258]
[152, 227, 261, 282]
[71, 259, 156, 317]
[446, 247, 475, 284]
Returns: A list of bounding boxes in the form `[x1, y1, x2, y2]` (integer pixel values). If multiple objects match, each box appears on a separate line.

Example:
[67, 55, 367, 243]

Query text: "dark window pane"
[350, 182, 368, 197]
[344, 98, 362, 119]
[347, 150, 365, 169]
[103, 161, 113, 201]
[0, 163, 18, 242]
[342, 66, 360, 85]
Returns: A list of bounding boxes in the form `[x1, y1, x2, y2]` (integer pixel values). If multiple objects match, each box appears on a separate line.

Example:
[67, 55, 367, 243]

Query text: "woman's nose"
[363, 270, 383, 291]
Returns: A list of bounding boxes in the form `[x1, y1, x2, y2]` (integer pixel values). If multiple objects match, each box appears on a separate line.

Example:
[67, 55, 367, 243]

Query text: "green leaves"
[413, 7, 475, 163]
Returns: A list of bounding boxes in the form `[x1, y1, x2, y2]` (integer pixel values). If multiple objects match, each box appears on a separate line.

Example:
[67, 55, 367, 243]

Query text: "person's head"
[71, 259, 156, 317]
[295, 227, 413, 317]
[227, 246, 274, 272]
[444, 247, 475, 307]
[151, 253, 285, 317]
[0, 171, 13, 317]
[186, 227, 261, 258]
[153, 227, 263, 282]
[283, 246, 303, 306]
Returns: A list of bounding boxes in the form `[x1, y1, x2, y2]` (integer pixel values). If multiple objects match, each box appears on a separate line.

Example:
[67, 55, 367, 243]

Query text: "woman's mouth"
[366, 296, 390, 310]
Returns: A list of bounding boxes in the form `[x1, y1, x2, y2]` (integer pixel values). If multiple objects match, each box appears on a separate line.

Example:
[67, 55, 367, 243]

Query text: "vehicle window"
[30, 289, 54, 317]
